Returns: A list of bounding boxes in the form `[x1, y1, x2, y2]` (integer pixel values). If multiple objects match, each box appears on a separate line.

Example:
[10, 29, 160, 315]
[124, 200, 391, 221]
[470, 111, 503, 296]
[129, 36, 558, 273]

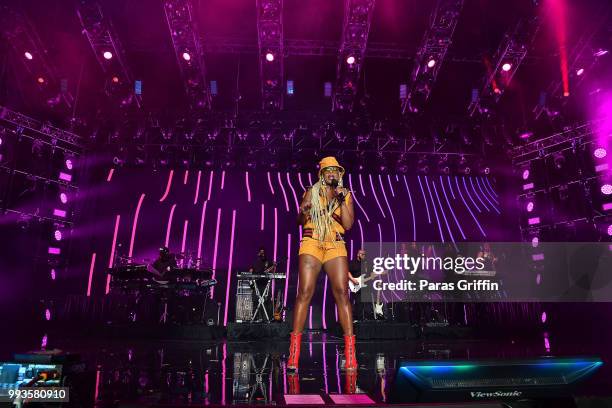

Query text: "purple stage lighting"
[608, 224, 612, 236]
[103, 51, 113, 60]
[265, 52, 274, 62]
[60, 192, 68, 204]
[522, 169, 530, 180]
[59, 172, 72, 182]
[541, 311, 547, 323]
[48, 247, 61, 255]
[182, 52, 191, 61]
[65, 159, 73, 170]
[602, 184, 612, 195]
[427, 58, 436, 68]
[594, 148, 607, 159]
[0, 136, 3, 146]
[51, 269, 56, 280]
[594, 49, 608, 57]
[502, 62, 512, 72]
[54, 230, 62, 241]
[576, 68, 584, 76]
[24, 51, 33, 60]
[531, 236, 539, 247]
[526, 201, 534, 212]
[346, 55, 355, 65]
[45, 309, 51, 321]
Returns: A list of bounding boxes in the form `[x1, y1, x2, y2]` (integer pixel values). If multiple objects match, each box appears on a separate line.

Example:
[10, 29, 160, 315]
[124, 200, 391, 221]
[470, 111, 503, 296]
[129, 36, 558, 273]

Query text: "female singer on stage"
[288, 156, 357, 371]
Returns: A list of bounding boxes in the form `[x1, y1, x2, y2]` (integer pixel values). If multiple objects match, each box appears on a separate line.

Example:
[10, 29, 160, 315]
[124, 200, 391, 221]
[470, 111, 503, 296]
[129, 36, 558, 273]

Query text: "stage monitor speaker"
[391, 357, 603, 404]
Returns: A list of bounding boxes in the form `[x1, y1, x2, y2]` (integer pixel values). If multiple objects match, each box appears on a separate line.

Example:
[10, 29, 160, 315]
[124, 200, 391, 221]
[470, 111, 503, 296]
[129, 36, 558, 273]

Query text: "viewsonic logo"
[470, 390, 523, 398]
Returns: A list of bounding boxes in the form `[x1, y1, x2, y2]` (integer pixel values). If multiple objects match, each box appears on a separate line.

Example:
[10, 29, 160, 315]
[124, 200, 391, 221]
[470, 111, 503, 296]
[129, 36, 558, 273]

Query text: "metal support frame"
[163, 0, 211, 111]
[402, 0, 463, 114]
[256, 0, 284, 111]
[333, 0, 376, 112]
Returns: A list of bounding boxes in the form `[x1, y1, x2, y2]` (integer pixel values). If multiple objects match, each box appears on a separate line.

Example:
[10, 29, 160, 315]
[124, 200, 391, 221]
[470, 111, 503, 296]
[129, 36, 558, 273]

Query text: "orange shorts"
[298, 237, 347, 264]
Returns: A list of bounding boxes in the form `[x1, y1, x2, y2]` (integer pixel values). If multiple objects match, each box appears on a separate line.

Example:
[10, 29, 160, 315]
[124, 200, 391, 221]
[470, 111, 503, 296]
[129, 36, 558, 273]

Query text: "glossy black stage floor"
[2, 325, 612, 408]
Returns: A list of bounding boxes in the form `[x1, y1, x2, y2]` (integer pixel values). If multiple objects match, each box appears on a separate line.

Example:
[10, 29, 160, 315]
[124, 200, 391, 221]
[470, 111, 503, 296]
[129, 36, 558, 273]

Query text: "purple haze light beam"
[462, 177, 481, 212]
[197, 201, 208, 261]
[128, 194, 146, 262]
[221, 170, 226, 190]
[349, 174, 371, 222]
[86, 252, 96, 297]
[159, 170, 174, 202]
[181, 220, 189, 254]
[106, 214, 121, 294]
[369, 174, 386, 218]
[402, 176, 417, 241]
[424, 177, 445, 242]
[223, 210, 237, 326]
[417, 176, 432, 223]
[286, 172, 300, 212]
[387, 174, 396, 197]
[267, 172, 275, 194]
[194, 170, 202, 204]
[440, 177, 467, 240]
[245, 171, 252, 202]
[211, 208, 222, 298]
[164, 204, 177, 247]
[454, 177, 486, 237]
[469, 177, 490, 211]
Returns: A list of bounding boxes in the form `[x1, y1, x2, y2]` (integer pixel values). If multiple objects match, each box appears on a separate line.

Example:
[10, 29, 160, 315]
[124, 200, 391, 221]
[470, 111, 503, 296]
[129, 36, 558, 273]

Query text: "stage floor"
[2, 326, 612, 407]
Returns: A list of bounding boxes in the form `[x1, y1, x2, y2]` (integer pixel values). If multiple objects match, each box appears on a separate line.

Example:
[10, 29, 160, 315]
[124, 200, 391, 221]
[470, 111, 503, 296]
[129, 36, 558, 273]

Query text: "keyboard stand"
[251, 278, 272, 323]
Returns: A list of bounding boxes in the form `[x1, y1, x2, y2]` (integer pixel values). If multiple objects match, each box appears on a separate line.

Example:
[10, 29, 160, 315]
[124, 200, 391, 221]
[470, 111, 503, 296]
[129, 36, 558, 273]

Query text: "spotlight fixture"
[522, 169, 530, 180]
[594, 148, 607, 159]
[576, 68, 584, 76]
[24, 51, 33, 60]
[427, 58, 436, 68]
[112, 76, 119, 83]
[37, 77, 45, 84]
[608, 224, 612, 237]
[594, 49, 608, 57]
[59, 193, 68, 204]
[54, 230, 62, 241]
[103, 51, 113, 60]
[265, 52, 275, 62]
[602, 184, 612, 195]
[65, 159, 73, 170]
[502, 62, 512, 72]
[346, 55, 355, 65]
[526, 201, 534, 212]
[182, 52, 191, 61]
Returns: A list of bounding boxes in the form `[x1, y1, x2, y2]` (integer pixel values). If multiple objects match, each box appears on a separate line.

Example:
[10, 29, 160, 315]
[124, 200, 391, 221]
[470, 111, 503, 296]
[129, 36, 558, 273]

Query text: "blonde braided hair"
[308, 174, 344, 242]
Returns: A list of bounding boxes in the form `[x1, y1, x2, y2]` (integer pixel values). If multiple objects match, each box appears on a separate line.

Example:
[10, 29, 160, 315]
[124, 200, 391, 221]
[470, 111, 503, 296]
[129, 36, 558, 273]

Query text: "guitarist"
[348, 249, 367, 321]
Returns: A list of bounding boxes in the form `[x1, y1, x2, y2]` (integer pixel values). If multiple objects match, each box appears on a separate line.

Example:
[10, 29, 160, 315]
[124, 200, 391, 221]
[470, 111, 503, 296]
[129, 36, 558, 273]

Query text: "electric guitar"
[349, 271, 388, 293]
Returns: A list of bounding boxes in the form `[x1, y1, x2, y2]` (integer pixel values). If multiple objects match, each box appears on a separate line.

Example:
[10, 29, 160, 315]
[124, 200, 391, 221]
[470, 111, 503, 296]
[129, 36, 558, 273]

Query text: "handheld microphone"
[330, 179, 338, 188]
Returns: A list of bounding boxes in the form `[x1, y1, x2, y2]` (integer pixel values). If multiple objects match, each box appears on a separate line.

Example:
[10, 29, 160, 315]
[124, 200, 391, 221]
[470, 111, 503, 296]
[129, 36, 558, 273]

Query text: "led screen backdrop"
[73, 167, 504, 326]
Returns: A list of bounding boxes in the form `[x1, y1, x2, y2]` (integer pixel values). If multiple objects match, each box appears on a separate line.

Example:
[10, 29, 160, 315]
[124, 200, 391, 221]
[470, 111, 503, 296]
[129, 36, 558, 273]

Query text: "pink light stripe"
[309, 305, 313, 329]
[323, 342, 329, 394]
[128, 194, 146, 262]
[183, 170, 189, 185]
[335, 345, 341, 392]
[86, 252, 96, 297]
[245, 171, 252, 202]
[53, 209, 66, 217]
[322, 275, 328, 329]
[330, 395, 375, 404]
[207, 171, 214, 201]
[221, 343, 226, 405]
[417, 176, 432, 223]
[221, 170, 226, 190]
[267, 172, 275, 194]
[284, 395, 325, 405]
[476, 177, 500, 213]
[260, 203, 265, 230]
[528, 217, 541, 225]
[298, 172, 306, 191]
[308, 172, 313, 186]
[595, 163, 608, 172]
[159, 170, 174, 202]
[223, 210, 237, 326]
[429, 178, 455, 243]
[402, 176, 417, 241]
[454, 177, 486, 237]
[181, 220, 189, 254]
[424, 176, 445, 242]
[272, 207, 278, 296]
[48, 247, 61, 255]
[211, 208, 222, 298]
[106, 168, 114, 182]
[387, 174, 396, 197]
[349, 174, 371, 222]
[480, 176, 499, 203]
[447, 176, 456, 199]
[369, 174, 386, 218]
[439, 177, 467, 240]
[484, 176, 499, 198]
[284, 234, 291, 307]
[286, 172, 300, 212]
[359, 174, 366, 196]
[357, 219, 364, 250]
[277, 172, 290, 211]
[197, 201, 208, 261]
[469, 177, 489, 211]
[106, 215, 121, 293]
[379, 174, 401, 300]
[94, 369, 101, 401]
[523, 182, 535, 190]
[377, 223, 389, 303]
[59, 172, 72, 182]
[603, 202, 612, 211]
[164, 204, 177, 247]
[193, 170, 202, 204]
[462, 177, 482, 213]
[350, 239, 354, 259]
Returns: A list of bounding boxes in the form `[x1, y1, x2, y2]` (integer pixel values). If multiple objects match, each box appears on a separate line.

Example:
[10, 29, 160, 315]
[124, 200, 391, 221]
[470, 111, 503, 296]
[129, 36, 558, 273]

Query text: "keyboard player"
[147, 246, 177, 278]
